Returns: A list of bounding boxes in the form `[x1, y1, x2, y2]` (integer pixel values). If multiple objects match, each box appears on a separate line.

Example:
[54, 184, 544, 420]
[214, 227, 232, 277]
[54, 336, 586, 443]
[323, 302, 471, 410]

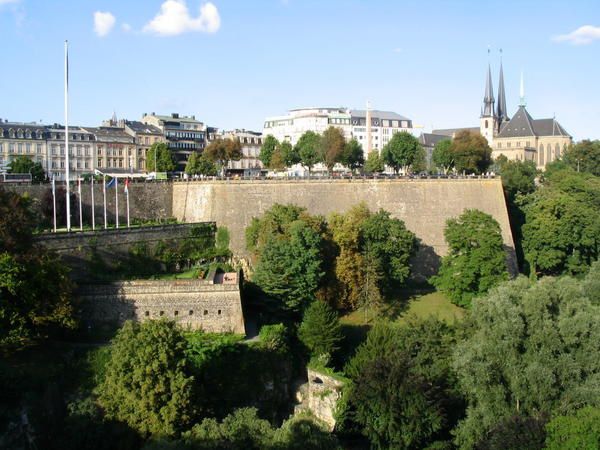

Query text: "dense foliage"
[522, 167, 600, 277]
[185, 152, 217, 176]
[562, 139, 600, 176]
[203, 138, 242, 174]
[298, 300, 343, 359]
[363, 150, 384, 173]
[319, 126, 346, 172]
[432, 139, 454, 173]
[450, 130, 492, 174]
[0, 189, 75, 346]
[453, 274, 600, 448]
[545, 406, 600, 450]
[431, 209, 508, 307]
[381, 131, 424, 174]
[8, 155, 46, 182]
[146, 142, 175, 172]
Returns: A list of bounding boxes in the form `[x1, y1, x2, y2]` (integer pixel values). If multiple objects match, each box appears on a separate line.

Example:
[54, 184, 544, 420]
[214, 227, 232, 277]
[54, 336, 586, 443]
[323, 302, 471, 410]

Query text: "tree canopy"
[339, 139, 364, 171]
[381, 131, 423, 174]
[319, 126, 346, 172]
[185, 152, 216, 176]
[204, 139, 242, 174]
[363, 150, 384, 174]
[545, 406, 600, 450]
[522, 168, 600, 277]
[431, 209, 508, 307]
[259, 135, 279, 168]
[562, 139, 600, 176]
[8, 155, 46, 182]
[450, 130, 492, 174]
[298, 300, 343, 359]
[453, 275, 600, 448]
[97, 320, 195, 437]
[432, 139, 454, 174]
[295, 131, 322, 173]
[146, 142, 175, 172]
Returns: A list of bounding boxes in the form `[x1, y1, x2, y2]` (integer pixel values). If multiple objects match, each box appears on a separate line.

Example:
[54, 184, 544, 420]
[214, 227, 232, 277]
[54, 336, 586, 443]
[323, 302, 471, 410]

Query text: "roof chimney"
[172, 113, 179, 118]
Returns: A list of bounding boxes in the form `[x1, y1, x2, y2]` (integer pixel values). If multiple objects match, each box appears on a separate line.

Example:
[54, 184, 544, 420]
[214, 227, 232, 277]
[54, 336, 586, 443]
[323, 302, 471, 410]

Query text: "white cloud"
[392, 47, 403, 53]
[122, 23, 132, 32]
[94, 11, 116, 37]
[143, 0, 220, 36]
[553, 25, 600, 45]
[0, 0, 20, 5]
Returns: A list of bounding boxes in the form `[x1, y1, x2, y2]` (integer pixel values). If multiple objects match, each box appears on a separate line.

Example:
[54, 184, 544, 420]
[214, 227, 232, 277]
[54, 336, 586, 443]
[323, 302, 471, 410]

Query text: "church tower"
[496, 55, 509, 133]
[480, 62, 496, 146]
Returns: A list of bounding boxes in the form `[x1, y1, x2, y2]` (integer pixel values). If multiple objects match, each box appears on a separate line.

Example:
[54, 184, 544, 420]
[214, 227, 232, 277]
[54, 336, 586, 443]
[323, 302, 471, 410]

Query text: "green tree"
[339, 138, 364, 172]
[204, 139, 242, 174]
[450, 130, 492, 174]
[582, 260, 600, 305]
[562, 139, 600, 176]
[252, 220, 325, 312]
[381, 131, 423, 174]
[184, 152, 201, 176]
[522, 169, 600, 277]
[319, 126, 346, 173]
[8, 155, 45, 182]
[431, 209, 508, 307]
[97, 320, 195, 437]
[453, 276, 600, 449]
[298, 300, 343, 359]
[245, 204, 309, 255]
[545, 406, 600, 450]
[259, 135, 279, 168]
[0, 189, 74, 346]
[279, 141, 299, 167]
[361, 210, 417, 296]
[197, 155, 218, 176]
[295, 131, 322, 174]
[498, 159, 537, 202]
[345, 320, 461, 449]
[364, 150, 384, 174]
[147, 142, 175, 172]
[432, 139, 454, 174]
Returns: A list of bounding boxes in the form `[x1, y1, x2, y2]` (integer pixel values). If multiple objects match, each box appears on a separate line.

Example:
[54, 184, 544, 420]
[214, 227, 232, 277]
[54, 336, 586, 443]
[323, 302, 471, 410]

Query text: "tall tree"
[8, 155, 46, 182]
[319, 126, 346, 173]
[431, 209, 508, 307]
[432, 139, 454, 174]
[0, 189, 74, 347]
[453, 276, 600, 449]
[259, 135, 279, 168]
[279, 141, 299, 167]
[204, 138, 243, 174]
[298, 300, 343, 359]
[97, 320, 195, 437]
[364, 150, 384, 174]
[450, 130, 492, 174]
[522, 169, 600, 277]
[339, 138, 365, 172]
[146, 142, 175, 172]
[381, 131, 423, 174]
[562, 140, 600, 176]
[252, 220, 325, 312]
[545, 406, 600, 450]
[295, 131, 322, 174]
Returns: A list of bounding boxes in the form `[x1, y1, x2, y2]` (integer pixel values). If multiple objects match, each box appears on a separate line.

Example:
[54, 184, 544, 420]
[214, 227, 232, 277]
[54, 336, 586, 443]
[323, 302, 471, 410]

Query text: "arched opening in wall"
[539, 144, 545, 166]
[189, 310, 194, 315]
[547, 145, 552, 164]
[174, 310, 179, 316]
[485, 120, 489, 129]
[218, 310, 222, 315]
[145, 311, 149, 317]
[312, 377, 323, 384]
[203, 310, 208, 315]
[555, 143, 560, 159]
[159, 311, 164, 316]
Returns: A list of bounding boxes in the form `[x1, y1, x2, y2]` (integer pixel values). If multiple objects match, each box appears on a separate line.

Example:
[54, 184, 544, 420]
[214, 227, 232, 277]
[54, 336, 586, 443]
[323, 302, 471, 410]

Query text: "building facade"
[221, 129, 264, 174]
[141, 113, 206, 171]
[0, 120, 48, 175]
[263, 107, 413, 158]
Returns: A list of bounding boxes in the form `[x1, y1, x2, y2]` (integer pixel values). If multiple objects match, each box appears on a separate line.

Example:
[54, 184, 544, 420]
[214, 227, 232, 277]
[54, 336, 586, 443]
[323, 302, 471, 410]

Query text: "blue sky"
[1, 0, 599, 139]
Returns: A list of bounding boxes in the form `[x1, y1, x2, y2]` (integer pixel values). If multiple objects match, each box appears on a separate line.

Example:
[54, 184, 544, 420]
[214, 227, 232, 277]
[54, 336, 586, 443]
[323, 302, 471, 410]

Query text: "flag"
[124, 178, 129, 194]
[106, 177, 116, 189]
[51, 176, 55, 195]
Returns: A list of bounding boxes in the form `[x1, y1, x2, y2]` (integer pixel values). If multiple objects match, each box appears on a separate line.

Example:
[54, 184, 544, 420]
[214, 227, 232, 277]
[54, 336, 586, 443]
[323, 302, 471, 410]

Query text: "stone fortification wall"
[4, 182, 173, 223]
[171, 179, 517, 277]
[77, 279, 245, 334]
[295, 368, 345, 431]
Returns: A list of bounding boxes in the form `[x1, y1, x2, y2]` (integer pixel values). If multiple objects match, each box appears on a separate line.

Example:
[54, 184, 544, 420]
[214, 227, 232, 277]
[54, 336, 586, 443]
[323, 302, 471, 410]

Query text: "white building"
[262, 107, 413, 158]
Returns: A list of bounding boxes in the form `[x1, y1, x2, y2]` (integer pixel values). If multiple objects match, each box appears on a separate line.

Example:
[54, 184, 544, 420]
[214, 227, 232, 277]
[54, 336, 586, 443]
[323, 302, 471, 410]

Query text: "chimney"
[191, 115, 195, 120]
[172, 113, 179, 119]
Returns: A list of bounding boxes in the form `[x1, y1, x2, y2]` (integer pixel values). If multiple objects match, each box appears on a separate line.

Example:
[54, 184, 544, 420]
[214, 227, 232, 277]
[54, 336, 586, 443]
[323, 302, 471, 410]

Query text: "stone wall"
[4, 182, 173, 224]
[34, 222, 215, 280]
[295, 368, 345, 431]
[77, 278, 245, 334]
[171, 179, 518, 277]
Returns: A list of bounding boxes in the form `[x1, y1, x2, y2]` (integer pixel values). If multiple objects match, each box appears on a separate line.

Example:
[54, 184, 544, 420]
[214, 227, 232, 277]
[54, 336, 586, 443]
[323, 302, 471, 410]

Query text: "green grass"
[151, 267, 202, 280]
[340, 291, 465, 327]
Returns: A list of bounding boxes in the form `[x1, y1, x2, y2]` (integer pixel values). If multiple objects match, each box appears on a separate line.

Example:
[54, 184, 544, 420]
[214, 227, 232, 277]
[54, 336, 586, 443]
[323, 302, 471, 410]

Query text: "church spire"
[482, 50, 495, 117]
[496, 50, 508, 124]
[519, 71, 526, 107]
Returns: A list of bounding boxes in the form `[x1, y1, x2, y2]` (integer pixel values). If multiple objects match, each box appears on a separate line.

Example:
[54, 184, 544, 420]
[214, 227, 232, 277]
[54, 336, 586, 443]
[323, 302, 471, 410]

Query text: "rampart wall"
[77, 279, 245, 334]
[171, 179, 518, 277]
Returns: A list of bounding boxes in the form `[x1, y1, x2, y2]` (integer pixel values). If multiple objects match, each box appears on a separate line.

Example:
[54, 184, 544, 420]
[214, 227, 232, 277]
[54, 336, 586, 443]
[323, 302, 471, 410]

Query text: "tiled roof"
[497, 106, 570, 138]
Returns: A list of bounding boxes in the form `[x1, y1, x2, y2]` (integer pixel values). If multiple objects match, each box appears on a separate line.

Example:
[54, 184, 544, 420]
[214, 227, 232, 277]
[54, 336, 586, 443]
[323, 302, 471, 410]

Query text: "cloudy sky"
[1, 0, 599, 139]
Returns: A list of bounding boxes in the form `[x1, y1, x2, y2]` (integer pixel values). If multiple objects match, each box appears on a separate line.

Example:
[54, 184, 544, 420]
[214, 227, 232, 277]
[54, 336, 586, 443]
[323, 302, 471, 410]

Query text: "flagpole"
[126, 179, 130, 228]
[91, 177, 95, 230]
[115, 177, 119, 229]
[103, 174, 107, 229]
[64, 40, 71, 232]
[78, 178, 83, 230]
[52, 176, 57, 232]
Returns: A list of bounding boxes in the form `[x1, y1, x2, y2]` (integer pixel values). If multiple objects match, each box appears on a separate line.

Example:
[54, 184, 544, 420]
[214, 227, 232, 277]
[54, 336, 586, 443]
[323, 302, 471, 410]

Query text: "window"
[145, 311, 149, 317]
[218, 310, 222, 315]
[37, 144, 42, 154]
[189, 310, 193, 315]
[18, 143, 23, 153]
[485, 120, 489, 129]
[159, 311, 164, 316]
[26, 143, 31, 153]
[9, 143, 15, 153]
[497, 143, 502, 149]
[203, 310, 208, 315]
[174, 310, 179, 316]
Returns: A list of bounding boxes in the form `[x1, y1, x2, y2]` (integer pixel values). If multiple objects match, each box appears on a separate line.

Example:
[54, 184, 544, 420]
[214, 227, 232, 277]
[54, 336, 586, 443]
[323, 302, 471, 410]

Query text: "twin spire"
[481, 51, 508, 124]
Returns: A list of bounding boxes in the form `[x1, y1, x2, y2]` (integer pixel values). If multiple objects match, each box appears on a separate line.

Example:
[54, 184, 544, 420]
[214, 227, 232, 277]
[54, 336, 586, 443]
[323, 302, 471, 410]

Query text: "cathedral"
[479, 61, 572, 169]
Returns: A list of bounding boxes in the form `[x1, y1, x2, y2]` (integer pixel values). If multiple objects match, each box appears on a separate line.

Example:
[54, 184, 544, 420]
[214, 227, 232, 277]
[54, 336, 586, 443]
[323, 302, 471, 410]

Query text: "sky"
[1, 0, 599, 140]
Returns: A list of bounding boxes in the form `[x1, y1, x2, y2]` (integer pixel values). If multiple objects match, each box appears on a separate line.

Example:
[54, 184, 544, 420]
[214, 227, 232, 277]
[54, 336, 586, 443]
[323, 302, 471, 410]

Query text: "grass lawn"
[150, 267, 202, 280]
[340, 290, 465, 327]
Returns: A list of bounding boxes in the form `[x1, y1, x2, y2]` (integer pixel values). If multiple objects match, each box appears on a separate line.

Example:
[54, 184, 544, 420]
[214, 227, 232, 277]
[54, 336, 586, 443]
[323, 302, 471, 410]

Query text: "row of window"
[166, 131, 205, 140]
[0, 143, 43, 154]
[144, 309, 223, 317]
[1, 129, 44, 139]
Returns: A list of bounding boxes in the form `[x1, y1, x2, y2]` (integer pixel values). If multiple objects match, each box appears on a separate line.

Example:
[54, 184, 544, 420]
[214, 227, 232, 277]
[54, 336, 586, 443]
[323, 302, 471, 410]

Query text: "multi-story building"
[0, 120, 48, 174]
[222, 129, 264, 175]
[141, 113, 206, 171]
[84, 126, 137, 173]
[123, 121, 164, 171]
[46, 125, 96, 180]
[262, 107, 413, 158]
